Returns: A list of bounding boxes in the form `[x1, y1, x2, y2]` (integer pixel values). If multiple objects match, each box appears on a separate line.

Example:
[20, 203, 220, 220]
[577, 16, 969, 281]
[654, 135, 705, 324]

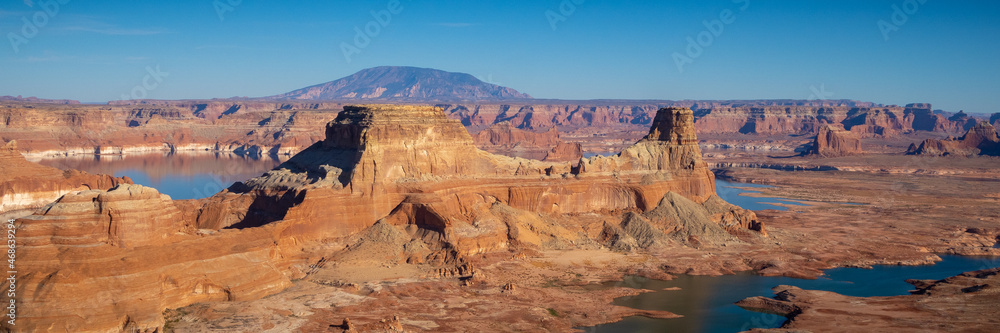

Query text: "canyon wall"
[472, 122, 583, 161]
[0, 140, 130, 213]
[1, 100, 979, 160]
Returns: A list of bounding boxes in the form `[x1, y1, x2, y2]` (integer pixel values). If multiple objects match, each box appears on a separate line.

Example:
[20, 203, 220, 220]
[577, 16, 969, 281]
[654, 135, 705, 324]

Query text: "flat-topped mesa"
[323, 104, 476, 149]
[319, 104, 499, 185]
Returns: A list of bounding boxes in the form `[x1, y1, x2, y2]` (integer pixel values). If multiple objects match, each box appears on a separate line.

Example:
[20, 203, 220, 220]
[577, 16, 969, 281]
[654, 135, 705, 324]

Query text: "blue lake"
[586, 180, 999, 333]
[586, 255, 1000, 333]
[33, 153, 281, 200]
[714, 179, 809, 211]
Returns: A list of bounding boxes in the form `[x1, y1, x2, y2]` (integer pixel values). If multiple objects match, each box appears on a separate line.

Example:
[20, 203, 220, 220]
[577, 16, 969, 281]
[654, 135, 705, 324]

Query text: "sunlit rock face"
[811, 125, 863, 157]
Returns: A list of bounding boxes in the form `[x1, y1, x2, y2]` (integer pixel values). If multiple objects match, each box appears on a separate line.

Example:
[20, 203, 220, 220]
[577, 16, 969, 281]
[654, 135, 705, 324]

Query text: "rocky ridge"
[908, 121, 1000, 156]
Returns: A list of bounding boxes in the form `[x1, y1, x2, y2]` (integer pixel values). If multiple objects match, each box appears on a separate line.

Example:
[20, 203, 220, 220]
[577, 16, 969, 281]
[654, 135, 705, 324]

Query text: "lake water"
[585, 255, 1000, 333]
[585, 181, 999, 332]
[33, 153, 282, 200]
[33, 154, 999, 332]
[714, 180, 809, 211]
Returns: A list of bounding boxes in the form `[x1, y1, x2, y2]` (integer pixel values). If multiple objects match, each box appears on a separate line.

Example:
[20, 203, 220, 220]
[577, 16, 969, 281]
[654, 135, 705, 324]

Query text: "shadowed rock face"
[908, 121, 1000, 156]
[811, 125, 863, 157]
[11, 105, 761, 332]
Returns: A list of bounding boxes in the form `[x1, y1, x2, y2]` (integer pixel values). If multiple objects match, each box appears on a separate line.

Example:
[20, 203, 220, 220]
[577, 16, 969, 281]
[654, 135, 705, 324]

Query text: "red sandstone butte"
[811, 124, 863, 157]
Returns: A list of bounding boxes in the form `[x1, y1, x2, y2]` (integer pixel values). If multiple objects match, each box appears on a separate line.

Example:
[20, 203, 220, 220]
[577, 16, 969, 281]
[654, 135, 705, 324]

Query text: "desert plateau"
[2, 1, 999, 332]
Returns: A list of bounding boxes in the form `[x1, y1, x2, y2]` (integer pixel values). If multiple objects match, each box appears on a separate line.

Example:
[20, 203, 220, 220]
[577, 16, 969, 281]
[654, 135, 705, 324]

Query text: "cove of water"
[586, 255, 1000, 333]
[585, 181, 1000, 332]
[33, 153, 282, 200]
[714, 179, 810, 211]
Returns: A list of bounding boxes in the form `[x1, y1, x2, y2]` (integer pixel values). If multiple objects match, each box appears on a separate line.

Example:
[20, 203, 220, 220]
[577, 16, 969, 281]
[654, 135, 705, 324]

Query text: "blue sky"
[1, 0, 998, 112]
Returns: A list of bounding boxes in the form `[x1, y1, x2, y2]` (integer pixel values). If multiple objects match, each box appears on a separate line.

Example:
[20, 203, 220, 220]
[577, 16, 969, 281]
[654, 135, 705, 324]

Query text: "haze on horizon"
[1, 0, 998, 113]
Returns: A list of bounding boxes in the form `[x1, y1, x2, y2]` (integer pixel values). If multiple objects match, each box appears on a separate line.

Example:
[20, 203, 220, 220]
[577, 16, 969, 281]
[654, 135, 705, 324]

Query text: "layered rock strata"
[472, 122, 583, 161]
[0, 140, 130, 212]
[908, 121, 1000, 156]
[10, 105, 761, 332]
[223, 105, 757, 255]
[1, 100, 980, 160]
[811, 125, 863, 157]
[10, 184, 294, 332]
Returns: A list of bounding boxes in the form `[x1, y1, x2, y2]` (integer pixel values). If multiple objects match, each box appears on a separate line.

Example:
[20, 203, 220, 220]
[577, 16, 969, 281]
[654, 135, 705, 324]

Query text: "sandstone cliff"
[1, 100, 978, 159]
[11, 184, 295, 332]
[226, 105, 751, 252]
[0, 140, 130, 212]
[908, 121, 1000, 156]
[811, 125, 863, 157]
[472, 122, 583, 161]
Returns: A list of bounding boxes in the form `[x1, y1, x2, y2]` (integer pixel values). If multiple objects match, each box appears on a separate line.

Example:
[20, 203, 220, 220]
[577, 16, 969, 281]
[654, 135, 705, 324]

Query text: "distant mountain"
[0, 95, 80, 104]
[269, 66, 532, 102]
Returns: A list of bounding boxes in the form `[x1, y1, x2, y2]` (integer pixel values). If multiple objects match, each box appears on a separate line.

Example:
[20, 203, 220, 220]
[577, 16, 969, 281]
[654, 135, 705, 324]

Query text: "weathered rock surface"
[473, 122, 583, 161]
[1, 100, 341, 157]
[692, 103, 966, 137]
[10, 184, 294, 332]
[1, 100, 980, 161]
[908, 121, 1000, 156]
[0, 140, 130, 212]
[810, 124, 863, 157]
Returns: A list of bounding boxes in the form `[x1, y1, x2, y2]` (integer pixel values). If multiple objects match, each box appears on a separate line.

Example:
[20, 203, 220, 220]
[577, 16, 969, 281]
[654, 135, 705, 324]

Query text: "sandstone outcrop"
[224, 105, 754, 254]
[810, 124, 863, 157]
[10, 184, 294, 332]
[11, 104, 760, 332]
[0, 140, 130, 212]
[908, 121, 1000, 156]
[472, 122, 583, 161]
